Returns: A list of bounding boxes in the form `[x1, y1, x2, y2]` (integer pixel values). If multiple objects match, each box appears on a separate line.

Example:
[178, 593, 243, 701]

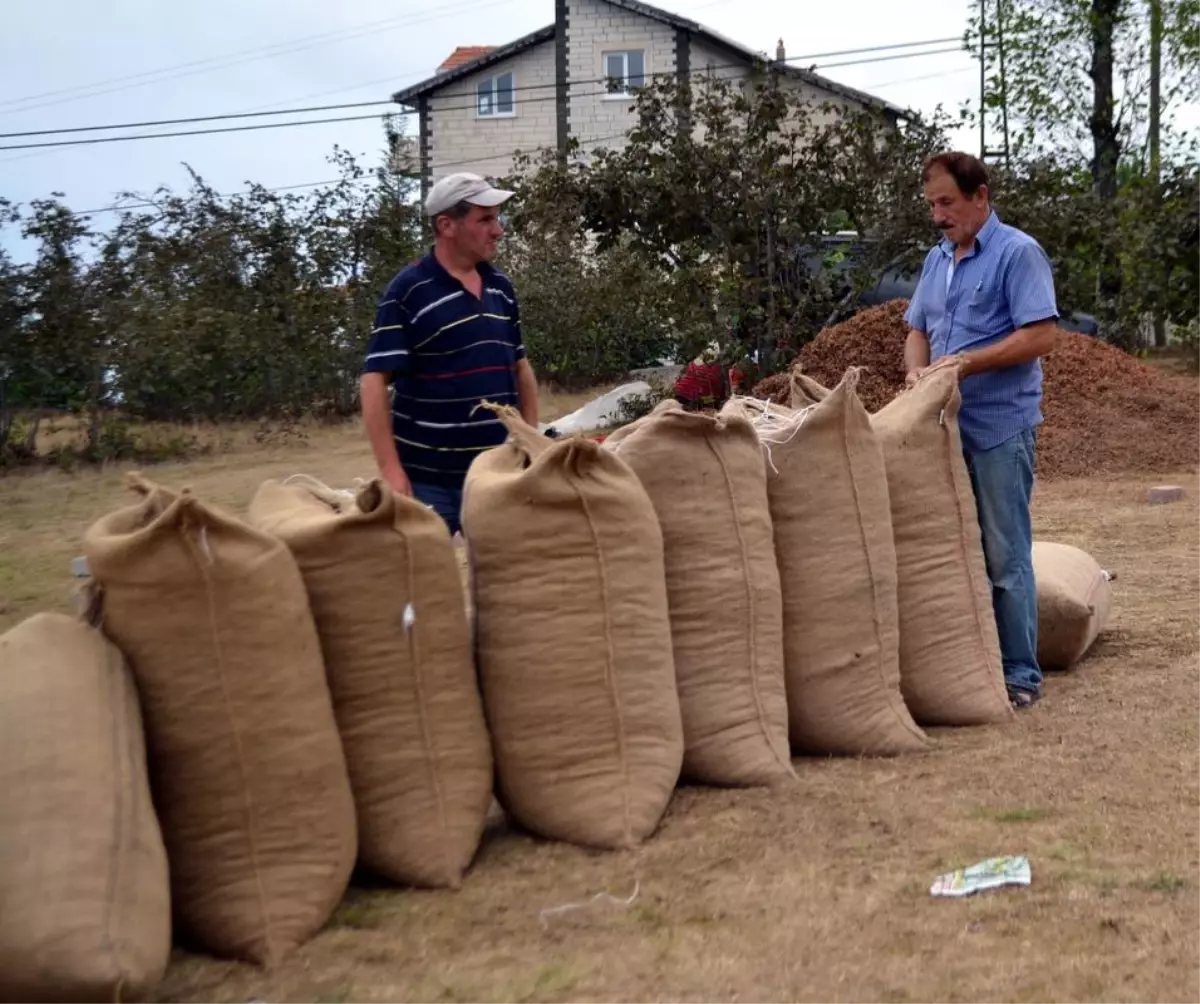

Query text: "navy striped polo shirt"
[363, 251, 524, 487]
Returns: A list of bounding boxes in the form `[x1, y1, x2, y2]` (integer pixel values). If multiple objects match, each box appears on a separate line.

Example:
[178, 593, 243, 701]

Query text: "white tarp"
[540, 382, 653, 436]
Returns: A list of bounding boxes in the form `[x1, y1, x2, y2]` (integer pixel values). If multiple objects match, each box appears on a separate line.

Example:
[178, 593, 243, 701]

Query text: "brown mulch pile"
[751, 300, 1199, 479]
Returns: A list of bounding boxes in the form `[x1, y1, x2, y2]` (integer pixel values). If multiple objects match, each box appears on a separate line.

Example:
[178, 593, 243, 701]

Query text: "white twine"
[751, 402, 818, 475]
[537, 880, 640, 927]
[402, 602, 416, 632]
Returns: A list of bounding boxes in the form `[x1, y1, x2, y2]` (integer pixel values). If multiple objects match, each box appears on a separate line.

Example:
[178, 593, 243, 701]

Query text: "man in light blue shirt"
[904, 151, 1059, 709]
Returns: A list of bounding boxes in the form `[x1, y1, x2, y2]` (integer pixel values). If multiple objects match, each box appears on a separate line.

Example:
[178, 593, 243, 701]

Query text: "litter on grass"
[538, 880, 641, 927]
[930, 856, 1032, 898]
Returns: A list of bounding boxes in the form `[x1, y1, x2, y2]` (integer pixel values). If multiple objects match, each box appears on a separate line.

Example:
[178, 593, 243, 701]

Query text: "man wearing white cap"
[360, 172, 539, 534]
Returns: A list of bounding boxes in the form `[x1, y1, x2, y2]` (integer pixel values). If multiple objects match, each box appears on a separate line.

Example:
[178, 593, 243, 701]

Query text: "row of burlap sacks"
[0, 472, 492, 1000]
[0, 365, 1111, 1002]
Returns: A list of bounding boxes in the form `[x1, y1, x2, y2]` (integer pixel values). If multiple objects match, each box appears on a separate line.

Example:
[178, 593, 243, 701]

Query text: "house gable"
[390, 0, 905, 190]
[393, 27, 559, 194]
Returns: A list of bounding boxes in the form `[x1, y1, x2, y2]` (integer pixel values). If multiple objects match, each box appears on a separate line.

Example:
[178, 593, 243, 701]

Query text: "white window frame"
[602, 49, 646, 100]
[475, 71, 516, 118]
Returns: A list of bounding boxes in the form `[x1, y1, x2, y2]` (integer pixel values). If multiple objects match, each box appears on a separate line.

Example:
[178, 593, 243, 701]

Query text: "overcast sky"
[1, 0, 984, 260]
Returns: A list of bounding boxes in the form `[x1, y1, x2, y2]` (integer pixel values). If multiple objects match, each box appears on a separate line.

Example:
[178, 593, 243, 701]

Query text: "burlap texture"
[0, 613, 171, 1002]
[789, 369, 830, 409]
[82, 476, 356, 965]
[463, 409, 683, 848]
[724, 372, 928, 755]
[248, 477, 492, 888]
[605, 400, 793, 785]
[1033, 540, 1113, 670]
[871, 368, 1014, 725]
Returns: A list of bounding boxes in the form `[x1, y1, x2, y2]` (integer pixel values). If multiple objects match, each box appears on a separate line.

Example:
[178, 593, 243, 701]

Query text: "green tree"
[508, 71, 952, 373]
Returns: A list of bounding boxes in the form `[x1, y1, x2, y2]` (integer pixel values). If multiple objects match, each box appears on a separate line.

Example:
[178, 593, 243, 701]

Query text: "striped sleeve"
[511, 290, 526, 361]
[364, 290, 411, 378]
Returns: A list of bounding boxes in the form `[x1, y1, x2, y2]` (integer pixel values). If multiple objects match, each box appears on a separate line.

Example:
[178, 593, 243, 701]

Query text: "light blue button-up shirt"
[904, 211, 1059, 454]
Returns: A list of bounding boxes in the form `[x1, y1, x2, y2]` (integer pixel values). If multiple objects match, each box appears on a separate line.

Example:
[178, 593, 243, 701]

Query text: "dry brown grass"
[0, 427, 1196, 1003]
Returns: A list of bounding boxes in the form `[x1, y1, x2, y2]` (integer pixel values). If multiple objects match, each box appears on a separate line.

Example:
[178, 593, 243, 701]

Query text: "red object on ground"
[674, 361, 728, 406]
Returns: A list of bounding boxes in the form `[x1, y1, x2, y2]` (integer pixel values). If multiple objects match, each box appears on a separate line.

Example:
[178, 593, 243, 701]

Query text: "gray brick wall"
[427, 40, 558, 181]
[565, 0, 675, 154]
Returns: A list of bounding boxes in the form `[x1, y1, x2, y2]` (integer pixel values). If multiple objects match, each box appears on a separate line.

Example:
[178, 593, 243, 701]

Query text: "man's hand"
[907, 354, 968, 388]
[381, 465, 412, 497]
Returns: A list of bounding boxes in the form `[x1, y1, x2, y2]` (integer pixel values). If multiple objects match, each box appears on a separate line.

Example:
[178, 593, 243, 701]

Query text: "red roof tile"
[437, 46, 496, 72]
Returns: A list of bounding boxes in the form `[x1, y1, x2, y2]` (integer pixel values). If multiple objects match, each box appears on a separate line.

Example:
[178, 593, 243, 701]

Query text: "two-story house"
[392, 0, 905, 201]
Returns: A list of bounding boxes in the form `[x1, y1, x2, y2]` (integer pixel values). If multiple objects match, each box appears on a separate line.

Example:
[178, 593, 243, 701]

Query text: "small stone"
[1148, 485, 1185, 505]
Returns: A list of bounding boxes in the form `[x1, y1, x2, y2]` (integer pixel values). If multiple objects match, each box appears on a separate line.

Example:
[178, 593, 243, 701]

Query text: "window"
[603, 49, 645, 97]
[476, 72, 515, 117]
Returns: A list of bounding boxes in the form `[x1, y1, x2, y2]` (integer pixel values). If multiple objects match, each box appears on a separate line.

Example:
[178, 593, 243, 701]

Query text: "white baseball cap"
[424, 172, 515, 217]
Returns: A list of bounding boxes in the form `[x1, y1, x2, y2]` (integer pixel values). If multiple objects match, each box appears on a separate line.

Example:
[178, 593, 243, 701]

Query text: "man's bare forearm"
[360, 373, 403, 479]
[959, 321, 1057, 378]
[904, 329, 930, 376]
[515, 358, 539, 427]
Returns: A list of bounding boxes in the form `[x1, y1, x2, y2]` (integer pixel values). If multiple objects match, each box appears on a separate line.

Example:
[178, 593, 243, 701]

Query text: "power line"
[66, 134, 630, 217]
[4, 37, 963, 142]
[0, 112, 398, 152]
[1, 0, 745, 124]
[869, 67, 975, 89]
[0, 100, 398, 139]
[0, 0, 524, 118]
[800, 46, 963, 71]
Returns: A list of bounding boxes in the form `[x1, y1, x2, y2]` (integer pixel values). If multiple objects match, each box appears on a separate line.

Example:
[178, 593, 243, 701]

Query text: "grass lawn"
[0, 410, 1195, 1003]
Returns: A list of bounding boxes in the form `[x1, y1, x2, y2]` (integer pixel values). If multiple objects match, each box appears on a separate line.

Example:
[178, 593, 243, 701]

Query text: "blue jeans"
[411, 481, 464, 537]
[964, 428, 1042, 696]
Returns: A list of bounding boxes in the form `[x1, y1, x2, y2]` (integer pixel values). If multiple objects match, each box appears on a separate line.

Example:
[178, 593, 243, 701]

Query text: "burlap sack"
[247, 477, 492, 888]
[871, 367, 1013, 725]
[1033, 541, 1113, 670]
[0, 613, 170, 1002]
[463, 407, 683, 848]
[789, 369, 829, 409]
[604, 400, 793, 786]
[82, 476, 357, 966]
[723, 372, 928, 756]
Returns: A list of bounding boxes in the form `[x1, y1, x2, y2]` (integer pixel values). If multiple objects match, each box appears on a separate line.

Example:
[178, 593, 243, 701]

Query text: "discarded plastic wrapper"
[930, 855, 1031, 897]
[538, 880, 640, 927]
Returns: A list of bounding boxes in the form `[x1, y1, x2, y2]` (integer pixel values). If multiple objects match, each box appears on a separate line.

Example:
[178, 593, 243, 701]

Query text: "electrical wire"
[66, 133, 630, 217]
[0, 0, 526, 117]
[2, 38, 964, 144]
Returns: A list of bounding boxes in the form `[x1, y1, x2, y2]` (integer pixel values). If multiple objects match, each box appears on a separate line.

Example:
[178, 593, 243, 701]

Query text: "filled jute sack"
[0, 613, 171, 1003]
[1033, 541, 1113, 670]
[789, 367, 829, 409]
[81, 475, 357, 966]
[463, 407, 683, 849]
[604, 400, 793, 786]
[723, 372, 928, 756]
[247, 477, 493, 888]
[871, 366, 1013, 726]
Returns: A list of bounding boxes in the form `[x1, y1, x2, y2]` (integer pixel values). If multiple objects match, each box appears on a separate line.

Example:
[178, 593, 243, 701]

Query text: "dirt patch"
[753, 301, 1200, 480]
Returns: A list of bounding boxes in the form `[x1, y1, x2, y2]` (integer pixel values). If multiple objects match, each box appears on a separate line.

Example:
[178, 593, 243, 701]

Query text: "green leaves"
[1, 150, 424, 463]
[507, 73, 950, 371]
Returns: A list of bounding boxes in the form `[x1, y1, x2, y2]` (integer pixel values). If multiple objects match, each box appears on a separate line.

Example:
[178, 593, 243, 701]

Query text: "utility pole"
[1150, 0, 1166, 346]
[1150, 0, 1162, 179]
[996, 0, 1012, 168]
[979, 0, 987, 159]
[978, 0, 1011, 167]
